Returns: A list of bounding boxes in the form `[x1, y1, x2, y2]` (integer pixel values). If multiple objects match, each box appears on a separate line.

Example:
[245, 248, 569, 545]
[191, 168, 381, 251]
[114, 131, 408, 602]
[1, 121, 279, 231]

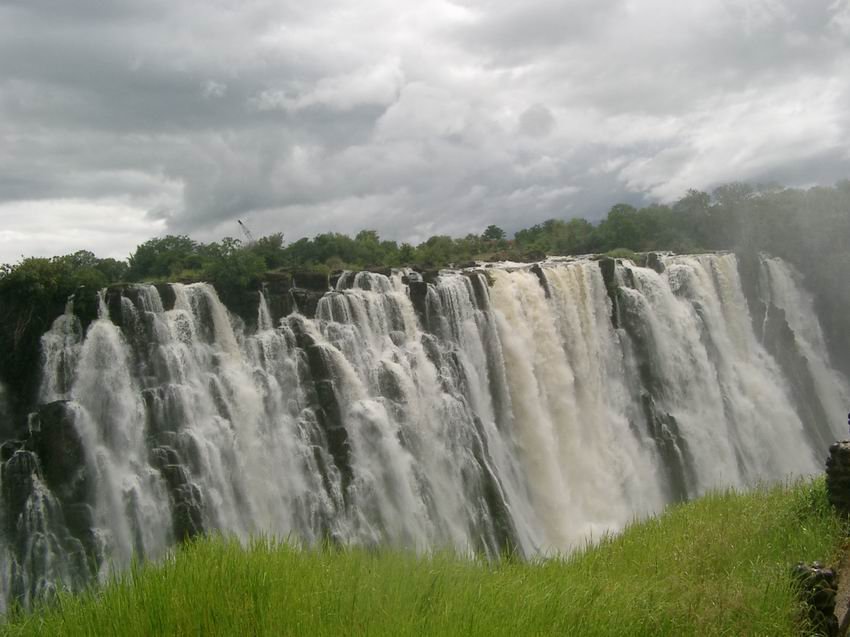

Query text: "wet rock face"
[0, 399, 101, 601]
[826, 441, 850, 514]
[301, 335, 351, 490]
[289, 289, 325, 319]
[640, 394, 696, 502]
[154, 283, 177, 311]
[598, 257, 620, 328]
[598, 257, 616, 288]
[260, 272, 294, 322]
[151, 445, 204, 541]
[793, 562, 839, 636]
[465, 271, 490, 310]
[105, 284, 162, 328]
[216, 271, 330, 325]
[530, 264, 551, 299]
[2, 403, 95, 554]
[0, 402, 92, 535]
[26, 401, 88, 504]
[647, 253, 665, 274]
[292, 271, 330, 292]
[408, 281, 429, 327]
[71, 287, 101, 329]
[1, 450, 38, 529]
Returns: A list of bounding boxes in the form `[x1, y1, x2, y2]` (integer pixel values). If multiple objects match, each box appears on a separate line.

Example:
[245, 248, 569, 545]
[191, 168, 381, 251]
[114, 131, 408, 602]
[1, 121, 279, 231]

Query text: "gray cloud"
[0, 0, 848, 262]
[518, 105, 556, 138]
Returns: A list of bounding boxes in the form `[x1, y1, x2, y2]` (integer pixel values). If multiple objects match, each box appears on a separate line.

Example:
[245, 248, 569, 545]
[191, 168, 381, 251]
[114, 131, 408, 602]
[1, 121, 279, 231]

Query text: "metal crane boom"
[237, 219, 256, 245]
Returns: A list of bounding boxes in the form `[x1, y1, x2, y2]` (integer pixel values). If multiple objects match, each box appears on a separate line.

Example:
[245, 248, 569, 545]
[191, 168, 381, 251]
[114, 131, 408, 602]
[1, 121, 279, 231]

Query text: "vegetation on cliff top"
[2, 180, 848, 291]
[1, 180, 848, 299]
[2, 479, 844, 636]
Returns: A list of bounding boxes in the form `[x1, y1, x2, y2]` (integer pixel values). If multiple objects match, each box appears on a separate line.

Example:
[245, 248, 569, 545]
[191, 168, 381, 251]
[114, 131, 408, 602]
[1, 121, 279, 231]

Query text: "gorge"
[0, 252, 847, 610]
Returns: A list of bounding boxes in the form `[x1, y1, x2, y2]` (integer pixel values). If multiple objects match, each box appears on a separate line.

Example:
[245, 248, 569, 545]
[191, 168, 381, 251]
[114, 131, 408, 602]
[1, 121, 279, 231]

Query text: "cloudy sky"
[1, 0, 848, 263]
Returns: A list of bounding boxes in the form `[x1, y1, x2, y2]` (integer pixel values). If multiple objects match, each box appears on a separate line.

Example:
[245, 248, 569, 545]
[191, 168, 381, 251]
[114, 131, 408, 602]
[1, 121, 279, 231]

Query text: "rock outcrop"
[826, 441, 850, 515]
[793, 561, 839, 637]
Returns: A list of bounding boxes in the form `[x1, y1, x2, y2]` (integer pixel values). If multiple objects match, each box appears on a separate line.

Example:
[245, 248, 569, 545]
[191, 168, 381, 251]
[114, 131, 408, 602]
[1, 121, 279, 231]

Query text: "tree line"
[1, 180, 848, 309]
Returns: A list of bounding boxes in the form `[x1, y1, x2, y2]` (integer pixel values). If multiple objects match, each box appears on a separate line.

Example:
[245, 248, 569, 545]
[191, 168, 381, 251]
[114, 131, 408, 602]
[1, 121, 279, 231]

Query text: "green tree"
[249, 233, 286, 269]
[354, 230, 383, 265]
[416, 235, 456, 266]
[202, 238, 265, 294]
[596, 204, 641, 251]
[672, 190, 712, 250]
[95, 258, 129, 282]
[482, 225, 506, 241]
[128, 235, 201, 280]
[398, 243, 415, 264]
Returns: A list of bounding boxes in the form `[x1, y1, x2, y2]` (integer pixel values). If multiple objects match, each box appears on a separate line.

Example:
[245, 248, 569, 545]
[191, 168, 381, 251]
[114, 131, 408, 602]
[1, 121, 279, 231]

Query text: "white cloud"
[0, 199, 166, 263]
[617, 75, 848, 200]
[830, 0, 850, 34]
[251, 60, 403, 113]
[202, 80, 227, 99]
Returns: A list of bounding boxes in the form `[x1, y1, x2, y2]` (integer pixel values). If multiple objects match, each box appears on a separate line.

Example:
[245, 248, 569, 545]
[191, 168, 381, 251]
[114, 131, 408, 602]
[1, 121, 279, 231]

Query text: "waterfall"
[489, 263, 665, 547]
[39, 297, 82, 403]
[69, 292, 173, 571]
[759, 257, 849, 438]
[1, 254, 846, 607]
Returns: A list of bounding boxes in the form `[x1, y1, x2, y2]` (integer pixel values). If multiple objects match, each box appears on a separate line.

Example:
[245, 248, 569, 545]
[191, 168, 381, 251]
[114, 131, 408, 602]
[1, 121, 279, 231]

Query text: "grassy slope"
[3, 479, 845, 637]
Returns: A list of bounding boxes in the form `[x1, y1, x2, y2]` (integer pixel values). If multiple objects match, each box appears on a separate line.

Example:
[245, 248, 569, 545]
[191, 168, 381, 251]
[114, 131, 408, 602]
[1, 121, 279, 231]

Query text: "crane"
[237, 219, 256, 245]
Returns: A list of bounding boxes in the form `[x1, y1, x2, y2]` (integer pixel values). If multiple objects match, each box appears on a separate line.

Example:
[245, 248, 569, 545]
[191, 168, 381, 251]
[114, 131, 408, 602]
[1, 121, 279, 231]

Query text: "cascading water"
[758, 257, 850, 441]
[619, 256, 819, 485]
[39, 297, 83, 403]
[0, 254, 846, 608]
[489, 263, 665, 546]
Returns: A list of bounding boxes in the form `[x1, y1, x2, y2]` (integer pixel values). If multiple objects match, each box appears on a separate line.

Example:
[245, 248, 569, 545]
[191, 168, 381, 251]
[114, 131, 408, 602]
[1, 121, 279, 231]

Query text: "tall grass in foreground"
[3, 479, 845, 636]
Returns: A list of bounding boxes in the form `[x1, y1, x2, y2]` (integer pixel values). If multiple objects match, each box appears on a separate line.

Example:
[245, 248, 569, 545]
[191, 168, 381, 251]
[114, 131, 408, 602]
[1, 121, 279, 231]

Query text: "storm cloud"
[1, 0, 848, 261]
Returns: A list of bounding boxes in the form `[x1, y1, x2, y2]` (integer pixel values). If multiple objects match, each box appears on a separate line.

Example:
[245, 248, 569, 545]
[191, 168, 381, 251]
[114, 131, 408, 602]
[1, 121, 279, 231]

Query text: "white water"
[489, 263, 664, 548]
[2, 254, 847, 606]
[39, 298, 82, 403]
[69, 294, 173, 571]
[630, 255, 818, 484]
[760, 257, 850, 432]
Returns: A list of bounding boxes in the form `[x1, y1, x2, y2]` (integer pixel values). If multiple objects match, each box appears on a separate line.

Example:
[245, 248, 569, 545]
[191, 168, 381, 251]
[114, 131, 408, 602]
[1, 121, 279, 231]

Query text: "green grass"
[3, 479, 845, 636]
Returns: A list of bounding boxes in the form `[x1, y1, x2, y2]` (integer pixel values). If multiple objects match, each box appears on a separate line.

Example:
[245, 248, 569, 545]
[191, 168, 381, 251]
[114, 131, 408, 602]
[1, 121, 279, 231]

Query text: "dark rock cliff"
[0, 285, 100, 441]
[0, 271, 333, 438]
